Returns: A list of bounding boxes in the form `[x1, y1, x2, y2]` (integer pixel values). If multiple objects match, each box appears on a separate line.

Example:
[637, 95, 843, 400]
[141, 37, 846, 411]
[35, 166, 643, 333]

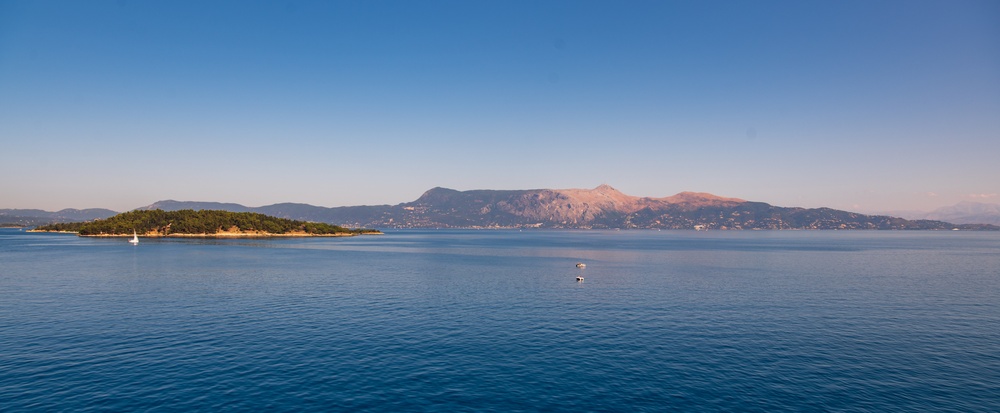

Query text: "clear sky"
[2, 0, 998, 213]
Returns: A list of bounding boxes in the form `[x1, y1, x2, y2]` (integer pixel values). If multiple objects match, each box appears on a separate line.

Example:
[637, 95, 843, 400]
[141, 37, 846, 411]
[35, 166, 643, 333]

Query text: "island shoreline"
[29, 230, 382, 238]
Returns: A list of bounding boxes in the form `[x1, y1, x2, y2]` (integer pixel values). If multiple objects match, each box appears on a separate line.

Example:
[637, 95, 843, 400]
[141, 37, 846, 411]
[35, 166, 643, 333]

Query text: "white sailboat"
[129, 230, 139, 245]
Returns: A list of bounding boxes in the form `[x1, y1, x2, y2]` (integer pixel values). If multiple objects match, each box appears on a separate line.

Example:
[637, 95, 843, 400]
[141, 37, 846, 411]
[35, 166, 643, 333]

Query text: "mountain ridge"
[6, 186, 998, 229]
[0, 208, 119, 226]
[874, 201, 1000, 226]
[405, 185, 748, 227]
[131, 186, 996, 230]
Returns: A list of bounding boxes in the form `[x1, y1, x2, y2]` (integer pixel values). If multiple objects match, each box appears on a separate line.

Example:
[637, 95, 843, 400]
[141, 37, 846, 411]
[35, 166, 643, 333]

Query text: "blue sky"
[2, 0, 998, 212]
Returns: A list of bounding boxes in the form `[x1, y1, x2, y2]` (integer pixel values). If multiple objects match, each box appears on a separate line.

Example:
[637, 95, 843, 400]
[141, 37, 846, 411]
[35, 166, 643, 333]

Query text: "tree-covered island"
[32, 209, 381, 237]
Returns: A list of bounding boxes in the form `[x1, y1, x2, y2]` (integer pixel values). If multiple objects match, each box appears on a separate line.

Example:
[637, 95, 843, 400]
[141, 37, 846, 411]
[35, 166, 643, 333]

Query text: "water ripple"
[1, 229, 998, 411]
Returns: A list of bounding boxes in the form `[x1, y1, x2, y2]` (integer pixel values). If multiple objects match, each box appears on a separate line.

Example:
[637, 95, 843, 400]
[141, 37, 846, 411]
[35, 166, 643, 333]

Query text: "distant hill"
[0, 208, 118, 226]
[925, 201, 1000, 226]
[139, 200, 395, 229]
[881, 201, 1000, 226]
[135, 185, 997, 230]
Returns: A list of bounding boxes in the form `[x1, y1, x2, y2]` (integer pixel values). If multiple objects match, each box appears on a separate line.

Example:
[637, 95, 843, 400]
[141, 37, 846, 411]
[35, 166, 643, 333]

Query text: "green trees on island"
[34, 209, 378, 236]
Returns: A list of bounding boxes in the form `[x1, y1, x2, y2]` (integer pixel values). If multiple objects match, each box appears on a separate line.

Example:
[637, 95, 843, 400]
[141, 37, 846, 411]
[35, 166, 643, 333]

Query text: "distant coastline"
[28, 229, 381, 238]
[9, 186, 1000, 230]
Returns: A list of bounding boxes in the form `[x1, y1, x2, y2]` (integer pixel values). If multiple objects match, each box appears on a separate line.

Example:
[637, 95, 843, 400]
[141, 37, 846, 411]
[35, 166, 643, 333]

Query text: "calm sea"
[1, 228, 998, 412]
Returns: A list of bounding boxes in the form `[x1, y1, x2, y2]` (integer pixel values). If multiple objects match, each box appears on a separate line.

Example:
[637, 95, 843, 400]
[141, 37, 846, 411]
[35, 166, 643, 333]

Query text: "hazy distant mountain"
[880, 201, 1000, 226]
[925, 201, 1000, 225]
[0, 208, 118, 226]
[134, 185, 997, 230]
[138, 200, 395, 228]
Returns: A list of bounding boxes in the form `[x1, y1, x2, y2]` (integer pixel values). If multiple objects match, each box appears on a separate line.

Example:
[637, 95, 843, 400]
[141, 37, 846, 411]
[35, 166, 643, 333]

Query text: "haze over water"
[2, 229, 998, 411]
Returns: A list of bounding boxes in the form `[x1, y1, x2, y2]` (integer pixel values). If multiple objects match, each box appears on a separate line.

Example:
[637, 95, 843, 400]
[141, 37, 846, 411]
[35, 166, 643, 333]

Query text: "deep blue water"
[1, 228, 998, 412]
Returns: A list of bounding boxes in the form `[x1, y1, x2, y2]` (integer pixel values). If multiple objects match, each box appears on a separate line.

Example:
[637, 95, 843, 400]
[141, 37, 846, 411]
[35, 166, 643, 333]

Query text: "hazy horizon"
[2, 1, 998, 213]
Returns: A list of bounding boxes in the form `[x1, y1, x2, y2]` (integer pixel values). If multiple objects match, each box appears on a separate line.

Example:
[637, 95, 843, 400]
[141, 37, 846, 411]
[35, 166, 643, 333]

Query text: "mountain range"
[0, 208, 118, 227]
[4, 186, 999, 230]
[885, 201, 1000, 226]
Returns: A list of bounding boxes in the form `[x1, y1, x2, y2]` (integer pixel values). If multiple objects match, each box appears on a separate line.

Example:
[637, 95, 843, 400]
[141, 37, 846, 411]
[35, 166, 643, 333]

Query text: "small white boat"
[129, 230, 139, 245]
[576, 263, 586, 268]
[576, 276, 584, 282]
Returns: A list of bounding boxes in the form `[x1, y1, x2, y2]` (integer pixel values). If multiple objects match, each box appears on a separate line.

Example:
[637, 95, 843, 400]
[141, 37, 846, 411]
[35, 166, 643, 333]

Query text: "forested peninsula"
[32, 209, 381, 237]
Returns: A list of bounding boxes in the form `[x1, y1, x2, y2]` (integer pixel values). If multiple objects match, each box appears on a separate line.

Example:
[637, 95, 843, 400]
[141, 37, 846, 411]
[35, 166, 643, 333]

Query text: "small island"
[31, 209, 381, 238]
